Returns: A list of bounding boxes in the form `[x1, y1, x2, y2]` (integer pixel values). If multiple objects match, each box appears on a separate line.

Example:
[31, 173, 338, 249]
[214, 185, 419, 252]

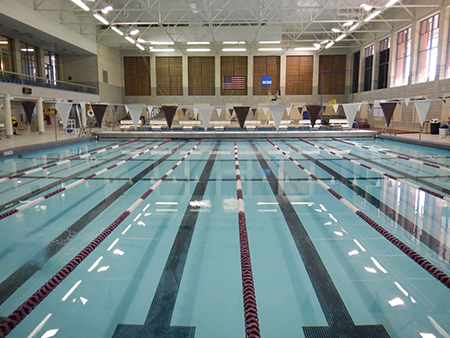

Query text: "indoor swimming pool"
[0, 137, 449, 338]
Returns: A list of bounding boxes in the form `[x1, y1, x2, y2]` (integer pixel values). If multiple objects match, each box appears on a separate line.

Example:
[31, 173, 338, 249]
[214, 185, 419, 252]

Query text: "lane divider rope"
[267, 138, 450, 290]
[0, 139, 141, 183]
[0, 139, 203, 338]
[234, 139, 261, 338]
[299, 138, 450, 202]
[332, 137, 450, 173]
[0, 139, 172, 221]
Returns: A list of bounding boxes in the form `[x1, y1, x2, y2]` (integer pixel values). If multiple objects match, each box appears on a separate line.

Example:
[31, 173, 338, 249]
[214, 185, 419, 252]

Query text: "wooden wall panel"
[188, 56, 215, 96]
[220, 56, 247, 95]
[253, 56, 280, 95]
[318, 55, 346, 95]
[285, 56, 313, 95]
[156, 57, 182, 96]
[124, 56, 150, 96]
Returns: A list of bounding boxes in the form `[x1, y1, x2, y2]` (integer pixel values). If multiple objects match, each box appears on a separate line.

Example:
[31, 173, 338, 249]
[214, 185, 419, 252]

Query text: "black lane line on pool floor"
[112, 141, 221, 338]
[285, 140, 450, 264]
[0, 142, 187, 308]
[5, 140, 126, 175]
[250, 141, 390, 338]
[0, 141, 156, 211]
[317, 140, 450, 195]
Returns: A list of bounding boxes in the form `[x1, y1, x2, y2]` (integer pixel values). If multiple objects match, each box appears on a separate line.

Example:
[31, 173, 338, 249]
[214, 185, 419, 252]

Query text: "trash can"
[439, 125, 449, 138]
[430, 122, 441, 134]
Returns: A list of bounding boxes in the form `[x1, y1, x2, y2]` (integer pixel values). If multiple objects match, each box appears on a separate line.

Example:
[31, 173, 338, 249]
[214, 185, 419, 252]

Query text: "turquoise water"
[0, 137, 449, 338]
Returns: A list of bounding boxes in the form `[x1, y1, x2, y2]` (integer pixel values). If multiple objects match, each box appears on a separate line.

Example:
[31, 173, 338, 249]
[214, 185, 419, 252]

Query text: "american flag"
[223, 75, 246, 90]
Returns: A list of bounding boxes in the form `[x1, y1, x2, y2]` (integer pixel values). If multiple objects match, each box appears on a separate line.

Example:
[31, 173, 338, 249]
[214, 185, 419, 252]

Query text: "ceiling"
[3, 0, 444, 55]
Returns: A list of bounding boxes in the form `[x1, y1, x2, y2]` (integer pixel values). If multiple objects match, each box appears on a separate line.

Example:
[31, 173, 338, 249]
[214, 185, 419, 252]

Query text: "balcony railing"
[0, 71, 98, 95]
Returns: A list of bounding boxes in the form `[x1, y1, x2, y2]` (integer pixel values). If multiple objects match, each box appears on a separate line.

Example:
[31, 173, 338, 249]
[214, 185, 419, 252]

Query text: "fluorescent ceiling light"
[0, 41, 8, 44]
[150, 48, 175, 52]
[187, 48, 211, 52]
[364, 10, 381, 22]
[349, 22, 360, 31]
[360, 3, 373, 11]
[343, 21, 354, 27]
[335, 33, 347, 42]
[222, 48, 246, 52]
[331, 27, 341, 33]
[136, 43, 145, 51]
[294, 47, 319, 51]
[385, 0, 400, 7]
[93, 13, 109, 25]
[321, 40, 329, 44]
[150, 41, 174, 45]
[137, 38, 146, 43]
[325, 41, 335, 49]
[259, 41, 281, 44]
[101, 5, 113, 14]
[187, 41, 210, 45]
[129, 29, 139, 35]
[111, 26, 123, 36]
[125, 36, 136, 44]
[313, 42, 321, 48]
[258, 48, 282, 51]
[21, 48, 35, 52]
[71, 0, 90, 11]
[223, 41, 246, 44]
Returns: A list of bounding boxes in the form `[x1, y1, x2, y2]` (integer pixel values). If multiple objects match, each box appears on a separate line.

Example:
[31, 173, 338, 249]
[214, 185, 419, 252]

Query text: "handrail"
[0, 70, 98, 95]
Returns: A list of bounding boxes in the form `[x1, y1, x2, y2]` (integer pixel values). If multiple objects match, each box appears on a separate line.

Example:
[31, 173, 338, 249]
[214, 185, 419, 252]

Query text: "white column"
[248, 55, 253, 97]
[37, 97, 45, 134]
[4, 95, 13, 138]
[81, 102, 87, 128]
[280, 54, 286, 96]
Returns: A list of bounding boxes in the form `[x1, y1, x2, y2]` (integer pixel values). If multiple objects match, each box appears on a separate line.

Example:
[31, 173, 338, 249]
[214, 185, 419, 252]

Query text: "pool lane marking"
[112, 140, 218, 338]
[300, 138, 450, 202]
[0, 142, 187, 310]
[0, 139, 204, 338]
[251, 141, 390, 338]
[0, 139, 172, 221]
[0, 139, 141, 183]
[267, 138, 450, 290]
[293, 140, 450, 263]
[234, 139, 261, 338]
[332, 137, 450, 173]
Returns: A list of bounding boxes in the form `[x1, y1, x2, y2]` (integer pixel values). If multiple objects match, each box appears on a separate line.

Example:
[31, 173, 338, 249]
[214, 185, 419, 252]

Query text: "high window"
[0, 35, 13, 72]
[378, 37, 390, 89]
[20, 42, 38, 77]
[417, 13, 439, 83]
[394, 27, 411, 86]
[44, 50, 58, 84]
[363, 44, 374, 91]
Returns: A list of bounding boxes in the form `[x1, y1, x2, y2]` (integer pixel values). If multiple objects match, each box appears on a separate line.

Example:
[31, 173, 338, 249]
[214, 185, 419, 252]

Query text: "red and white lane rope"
[234, 139, 261, 338]
[0, 139, 172, 221]
[332, 137, 450, 174]
[0, 139, 203, 338]
[0, 139, 141, 183]
[267, 138, 450, 290]
[299, 138, 450, 202]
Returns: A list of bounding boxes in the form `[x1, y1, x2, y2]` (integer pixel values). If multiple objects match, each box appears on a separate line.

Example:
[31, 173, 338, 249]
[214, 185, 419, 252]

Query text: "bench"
[119, 120, 142, 131]
[179, 120, 201, 131]
[298, 119, 322, 129]
[244, 120, 261, 132]
[329, 119, 350, 129]
[210, 120, 231, 132]
[149, 120, 168, 131]
[269, 120, 292, 130]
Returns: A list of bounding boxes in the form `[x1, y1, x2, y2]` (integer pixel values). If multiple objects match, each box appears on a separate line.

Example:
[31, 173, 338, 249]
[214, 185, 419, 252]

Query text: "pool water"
[0, 137, 449, 338]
